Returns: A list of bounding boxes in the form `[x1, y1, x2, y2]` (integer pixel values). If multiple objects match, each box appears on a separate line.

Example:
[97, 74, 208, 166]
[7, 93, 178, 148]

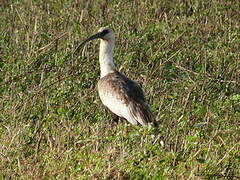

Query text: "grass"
[0, 0, 240, 179]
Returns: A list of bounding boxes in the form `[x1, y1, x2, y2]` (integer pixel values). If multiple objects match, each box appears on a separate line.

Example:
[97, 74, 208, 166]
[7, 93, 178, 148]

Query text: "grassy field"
[0, 0, 240, 179]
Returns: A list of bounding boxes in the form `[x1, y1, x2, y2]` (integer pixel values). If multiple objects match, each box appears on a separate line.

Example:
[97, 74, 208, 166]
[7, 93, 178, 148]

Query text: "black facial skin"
[73, 29, 110, 54]
[101, 29, 110, 36]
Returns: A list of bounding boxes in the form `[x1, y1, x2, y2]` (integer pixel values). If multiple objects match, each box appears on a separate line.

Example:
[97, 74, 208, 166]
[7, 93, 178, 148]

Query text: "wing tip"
[128, 101, 157, 127]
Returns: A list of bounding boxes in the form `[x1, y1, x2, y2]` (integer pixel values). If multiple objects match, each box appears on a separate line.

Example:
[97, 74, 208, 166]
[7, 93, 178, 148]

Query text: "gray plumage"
[78, 27, 157, 126]
[98, 71, 156, 126]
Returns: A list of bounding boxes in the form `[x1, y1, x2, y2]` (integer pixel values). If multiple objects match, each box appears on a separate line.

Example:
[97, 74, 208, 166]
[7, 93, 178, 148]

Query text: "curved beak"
[73, 32, 103, 54]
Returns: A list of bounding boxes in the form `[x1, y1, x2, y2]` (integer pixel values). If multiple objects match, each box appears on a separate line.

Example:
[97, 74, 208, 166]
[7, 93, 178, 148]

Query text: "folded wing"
[98, 71, 155, 126]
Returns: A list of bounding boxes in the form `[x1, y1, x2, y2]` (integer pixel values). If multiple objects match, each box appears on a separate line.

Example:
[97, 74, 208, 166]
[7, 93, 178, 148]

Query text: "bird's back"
[98, 71, 156, 126]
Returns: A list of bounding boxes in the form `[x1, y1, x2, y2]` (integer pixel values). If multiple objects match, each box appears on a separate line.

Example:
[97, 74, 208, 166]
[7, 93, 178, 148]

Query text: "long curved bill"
[73, 32, 103, 54]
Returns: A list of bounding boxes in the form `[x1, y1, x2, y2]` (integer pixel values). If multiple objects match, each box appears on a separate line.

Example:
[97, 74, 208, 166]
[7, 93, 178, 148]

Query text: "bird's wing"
[98, 72, 154, 126]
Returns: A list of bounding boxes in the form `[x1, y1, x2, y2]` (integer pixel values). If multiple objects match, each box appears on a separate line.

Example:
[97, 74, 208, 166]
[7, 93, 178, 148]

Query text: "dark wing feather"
[98, 71, 156, 126]
[116, 72, 146, 103]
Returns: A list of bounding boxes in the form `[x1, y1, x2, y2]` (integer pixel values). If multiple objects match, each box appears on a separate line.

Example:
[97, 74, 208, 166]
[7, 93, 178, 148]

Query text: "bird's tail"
[129, 101, 157, 127]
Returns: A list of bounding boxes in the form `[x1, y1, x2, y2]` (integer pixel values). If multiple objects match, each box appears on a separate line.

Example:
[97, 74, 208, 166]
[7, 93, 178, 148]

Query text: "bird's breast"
[98, 79, 129, 118]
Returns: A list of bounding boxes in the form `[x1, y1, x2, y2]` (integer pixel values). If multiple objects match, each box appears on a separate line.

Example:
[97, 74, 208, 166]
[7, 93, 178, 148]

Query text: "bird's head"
[97, 27, 115, 41]
[75, 27, 115, 52]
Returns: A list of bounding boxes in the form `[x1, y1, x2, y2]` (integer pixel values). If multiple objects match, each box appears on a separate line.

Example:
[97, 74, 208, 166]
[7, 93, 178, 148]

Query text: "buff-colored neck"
[99, 39, 116, 78]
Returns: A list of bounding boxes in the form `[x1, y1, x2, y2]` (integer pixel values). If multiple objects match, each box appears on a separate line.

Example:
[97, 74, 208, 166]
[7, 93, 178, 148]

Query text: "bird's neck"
[99, 39, 116, 78]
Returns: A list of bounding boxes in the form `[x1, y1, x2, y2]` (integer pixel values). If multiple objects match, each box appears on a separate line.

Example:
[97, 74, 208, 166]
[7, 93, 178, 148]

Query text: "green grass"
[0, 0, 240, 179]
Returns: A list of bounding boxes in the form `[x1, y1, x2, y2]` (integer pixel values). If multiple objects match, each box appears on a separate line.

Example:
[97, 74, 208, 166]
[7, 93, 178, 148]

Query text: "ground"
[0, 0, 240, 179]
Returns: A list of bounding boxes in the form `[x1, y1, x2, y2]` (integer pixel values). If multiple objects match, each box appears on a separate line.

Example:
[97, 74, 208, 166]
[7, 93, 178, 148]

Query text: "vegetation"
[0, 0, 239, 179]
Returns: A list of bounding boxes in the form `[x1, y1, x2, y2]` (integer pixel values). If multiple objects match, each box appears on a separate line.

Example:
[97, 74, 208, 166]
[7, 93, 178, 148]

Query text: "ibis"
[76, 27, 157, 127]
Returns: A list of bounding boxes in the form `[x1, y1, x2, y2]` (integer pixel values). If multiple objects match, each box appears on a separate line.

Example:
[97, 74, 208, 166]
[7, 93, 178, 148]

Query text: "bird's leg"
[110, 113, 119, 124]
[102, 106, 120, 125]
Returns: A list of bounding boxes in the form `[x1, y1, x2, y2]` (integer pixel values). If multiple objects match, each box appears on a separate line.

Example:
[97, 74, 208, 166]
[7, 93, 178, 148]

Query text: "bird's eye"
[101, 29, 109, 36]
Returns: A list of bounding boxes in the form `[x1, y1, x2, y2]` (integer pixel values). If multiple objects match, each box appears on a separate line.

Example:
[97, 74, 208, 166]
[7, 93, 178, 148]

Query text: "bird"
[76, 27, 157, 127]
